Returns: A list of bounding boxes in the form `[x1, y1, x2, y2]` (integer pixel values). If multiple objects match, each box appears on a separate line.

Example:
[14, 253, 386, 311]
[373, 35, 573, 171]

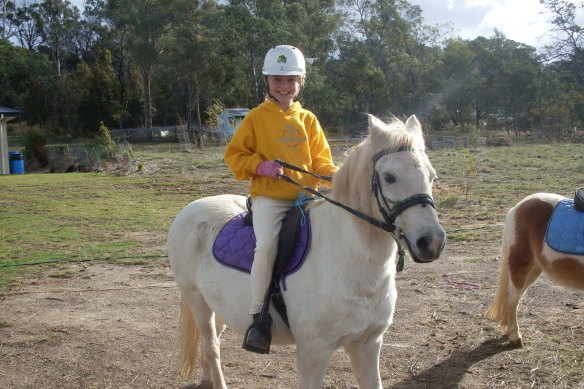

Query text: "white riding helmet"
[262, 45, 306, 76]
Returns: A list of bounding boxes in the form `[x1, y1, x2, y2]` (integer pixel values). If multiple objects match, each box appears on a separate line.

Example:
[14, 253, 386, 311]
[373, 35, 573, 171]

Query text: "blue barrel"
[8, 151, 25, 174]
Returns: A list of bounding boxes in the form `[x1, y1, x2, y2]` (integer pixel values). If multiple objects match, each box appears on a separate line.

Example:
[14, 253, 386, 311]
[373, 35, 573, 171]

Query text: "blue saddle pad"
[545, 199, 584, 255]
[212, 212, 311, 290]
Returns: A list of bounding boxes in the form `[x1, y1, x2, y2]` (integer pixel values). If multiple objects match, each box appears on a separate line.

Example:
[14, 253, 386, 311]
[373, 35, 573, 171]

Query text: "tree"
[34, 0, 80, 75]
[541, 0, 584, 85]
[108, 0, 174, 131]
[469, 33, 540, 129]
[437, 38, 476, 127]
[77, 50, 120, 133]
[338, 0, 442, 115]
[2, 0, 18, 41]
[12, 1, 42, 50]
[0, 39, 56, 122]
[163, 0, 224, 146]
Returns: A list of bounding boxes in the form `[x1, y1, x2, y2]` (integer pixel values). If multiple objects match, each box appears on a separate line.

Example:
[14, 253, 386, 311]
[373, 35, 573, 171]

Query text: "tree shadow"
[387, 336, 516, 389]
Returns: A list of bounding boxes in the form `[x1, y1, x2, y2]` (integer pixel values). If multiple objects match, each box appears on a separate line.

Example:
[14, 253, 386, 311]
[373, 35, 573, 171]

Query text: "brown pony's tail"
[180, 297, 200, 378]
[484, 228, 511, 327]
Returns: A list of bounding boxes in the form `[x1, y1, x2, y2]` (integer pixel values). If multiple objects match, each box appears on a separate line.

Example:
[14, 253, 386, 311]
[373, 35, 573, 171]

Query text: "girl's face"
[266, 75, 303, 111]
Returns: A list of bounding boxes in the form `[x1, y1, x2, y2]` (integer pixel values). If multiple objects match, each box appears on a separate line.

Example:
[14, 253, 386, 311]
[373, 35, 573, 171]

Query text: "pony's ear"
[405, 115, 422, 135]
[368, 114, 386, 137]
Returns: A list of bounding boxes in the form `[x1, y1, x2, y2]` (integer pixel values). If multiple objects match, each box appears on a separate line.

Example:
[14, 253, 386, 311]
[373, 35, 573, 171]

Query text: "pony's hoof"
[507, 337, 524, 348]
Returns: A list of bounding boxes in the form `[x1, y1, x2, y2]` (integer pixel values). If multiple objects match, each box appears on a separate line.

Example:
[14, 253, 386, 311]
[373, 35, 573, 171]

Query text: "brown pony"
[485, 192, 584, 347]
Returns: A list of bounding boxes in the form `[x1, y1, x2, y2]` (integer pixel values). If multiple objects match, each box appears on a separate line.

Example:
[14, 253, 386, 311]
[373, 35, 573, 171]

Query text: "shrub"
[23, 127, 49, 167]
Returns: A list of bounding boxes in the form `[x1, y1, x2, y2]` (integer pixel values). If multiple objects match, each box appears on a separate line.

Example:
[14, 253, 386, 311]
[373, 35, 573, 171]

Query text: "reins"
[276, 149, 436, 272]
[275, 167, 397, 233]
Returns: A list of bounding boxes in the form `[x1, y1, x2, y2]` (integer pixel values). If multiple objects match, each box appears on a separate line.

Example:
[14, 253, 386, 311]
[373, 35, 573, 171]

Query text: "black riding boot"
[242, 313, 273, 354]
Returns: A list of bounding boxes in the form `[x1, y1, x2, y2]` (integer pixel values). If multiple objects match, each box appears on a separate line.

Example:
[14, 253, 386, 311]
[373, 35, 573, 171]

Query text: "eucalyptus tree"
[107, 0, 175, 131]
[541, 0, 584, 85]
[468, 33, 540, 129]
[11, 1, 42, 50]
[34, 0, 80, 75]
[437, 38, 476, 127]
[539, 0, 584, 131]
[1, 0, 17, 40]
[72, 0, 108, 63]
[162, 0, 224, 146]
[337, 0, 441, 116]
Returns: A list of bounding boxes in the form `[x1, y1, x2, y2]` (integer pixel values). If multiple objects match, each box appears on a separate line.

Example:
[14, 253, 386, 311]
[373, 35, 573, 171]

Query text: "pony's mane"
[331, 116, 425, 213]
[369, 116, 426, 154]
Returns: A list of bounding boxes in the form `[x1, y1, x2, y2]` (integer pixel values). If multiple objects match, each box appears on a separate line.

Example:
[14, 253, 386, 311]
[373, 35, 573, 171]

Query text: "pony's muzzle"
[405, 227, 446, 263]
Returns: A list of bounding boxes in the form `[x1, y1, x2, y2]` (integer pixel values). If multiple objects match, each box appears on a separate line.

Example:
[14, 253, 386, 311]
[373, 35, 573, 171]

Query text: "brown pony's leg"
[504, 197, 553, 347]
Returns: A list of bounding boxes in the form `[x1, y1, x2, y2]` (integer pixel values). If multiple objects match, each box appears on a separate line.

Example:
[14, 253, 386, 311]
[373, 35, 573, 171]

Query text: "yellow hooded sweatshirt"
[224, 100, 337, 200]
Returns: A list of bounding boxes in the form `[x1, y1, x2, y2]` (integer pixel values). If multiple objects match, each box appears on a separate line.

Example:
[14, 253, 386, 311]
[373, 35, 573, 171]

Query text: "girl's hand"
[256, 160, 283, 178]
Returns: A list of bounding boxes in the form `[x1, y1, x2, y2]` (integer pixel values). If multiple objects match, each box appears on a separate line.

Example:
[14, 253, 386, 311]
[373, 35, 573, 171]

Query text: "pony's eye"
[383, 173, 396, 184]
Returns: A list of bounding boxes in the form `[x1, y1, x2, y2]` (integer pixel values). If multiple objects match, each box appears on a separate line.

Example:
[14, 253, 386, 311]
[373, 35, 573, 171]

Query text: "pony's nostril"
[416, 236, 430, 252]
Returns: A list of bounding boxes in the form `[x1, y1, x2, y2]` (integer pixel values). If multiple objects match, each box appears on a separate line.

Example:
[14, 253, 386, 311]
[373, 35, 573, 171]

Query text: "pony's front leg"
[344, 334, 384, 389]
[296, 341, 335, 389]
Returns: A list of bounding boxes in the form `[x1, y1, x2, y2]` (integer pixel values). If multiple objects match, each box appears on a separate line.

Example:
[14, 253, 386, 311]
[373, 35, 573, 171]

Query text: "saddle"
[575, 187, 584, 212]
[213, 196, 314, 326]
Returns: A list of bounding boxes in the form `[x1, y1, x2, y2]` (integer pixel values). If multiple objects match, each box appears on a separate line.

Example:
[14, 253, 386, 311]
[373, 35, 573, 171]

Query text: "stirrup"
[242, 313, 272, 354]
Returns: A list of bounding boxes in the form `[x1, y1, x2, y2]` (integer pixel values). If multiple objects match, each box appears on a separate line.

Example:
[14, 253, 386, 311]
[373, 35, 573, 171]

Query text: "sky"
[408, 0, 583, 50]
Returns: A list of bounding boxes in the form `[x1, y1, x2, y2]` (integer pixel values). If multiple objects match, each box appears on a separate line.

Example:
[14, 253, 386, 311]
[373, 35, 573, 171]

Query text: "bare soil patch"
[1, 240, 583, 388]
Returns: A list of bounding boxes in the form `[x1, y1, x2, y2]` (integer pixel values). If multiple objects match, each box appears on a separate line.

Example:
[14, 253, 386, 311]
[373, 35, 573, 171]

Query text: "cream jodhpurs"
[249, 196, 295, 315]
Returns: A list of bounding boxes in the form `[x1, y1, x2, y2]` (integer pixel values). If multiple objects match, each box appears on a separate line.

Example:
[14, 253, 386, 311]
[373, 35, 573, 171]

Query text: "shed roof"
[0, 106, 22, 117]
[221, 108, 249, 117]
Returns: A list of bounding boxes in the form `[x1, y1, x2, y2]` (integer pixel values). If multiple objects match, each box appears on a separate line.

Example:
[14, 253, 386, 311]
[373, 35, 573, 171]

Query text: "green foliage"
[23, 126, 49, 166]
[97, 121, 116, 160]
[438, 194, 459, 209]
[462, 151, 478, 201]
[204, 99, 225, 132]
[1, 0, 582, 138]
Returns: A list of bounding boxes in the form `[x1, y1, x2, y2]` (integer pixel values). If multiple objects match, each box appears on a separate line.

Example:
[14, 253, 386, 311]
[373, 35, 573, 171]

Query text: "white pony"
[485, 192, 584, 347]
[167, 115, 446, 389]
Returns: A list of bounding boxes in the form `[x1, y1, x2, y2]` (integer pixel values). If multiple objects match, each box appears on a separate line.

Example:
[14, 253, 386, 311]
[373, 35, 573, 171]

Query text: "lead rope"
[392, 232, 406, 272]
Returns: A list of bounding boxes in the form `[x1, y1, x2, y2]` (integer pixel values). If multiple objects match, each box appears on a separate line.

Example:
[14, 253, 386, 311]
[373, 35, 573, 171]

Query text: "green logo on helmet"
[277, 55, 287, 64]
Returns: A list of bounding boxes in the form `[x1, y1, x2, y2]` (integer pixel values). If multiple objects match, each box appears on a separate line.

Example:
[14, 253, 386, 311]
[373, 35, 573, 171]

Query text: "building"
[0, 106, 22, 175]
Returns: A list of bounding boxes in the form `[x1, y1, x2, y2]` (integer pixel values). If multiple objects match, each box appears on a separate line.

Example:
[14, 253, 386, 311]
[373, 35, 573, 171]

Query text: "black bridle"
[276, 147, 435, 233]
[370, 147, 435, 230]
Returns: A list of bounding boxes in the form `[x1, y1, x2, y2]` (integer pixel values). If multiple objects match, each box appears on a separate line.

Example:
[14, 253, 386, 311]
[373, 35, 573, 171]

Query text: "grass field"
[0, 140, 582, 291]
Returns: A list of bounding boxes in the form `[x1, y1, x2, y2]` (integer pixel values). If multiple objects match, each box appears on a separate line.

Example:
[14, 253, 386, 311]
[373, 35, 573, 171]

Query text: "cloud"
[478, 0, 552, 46]
[411, 0, 557, 49]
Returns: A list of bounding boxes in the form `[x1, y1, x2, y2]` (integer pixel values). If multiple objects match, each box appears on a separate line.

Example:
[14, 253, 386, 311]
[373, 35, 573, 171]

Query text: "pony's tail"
[180, 297, 200, 378]
[485, 233, 511, 327]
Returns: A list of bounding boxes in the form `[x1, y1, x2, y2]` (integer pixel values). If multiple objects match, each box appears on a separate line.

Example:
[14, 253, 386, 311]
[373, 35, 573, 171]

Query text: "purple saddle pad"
[212, 212, 311, 290]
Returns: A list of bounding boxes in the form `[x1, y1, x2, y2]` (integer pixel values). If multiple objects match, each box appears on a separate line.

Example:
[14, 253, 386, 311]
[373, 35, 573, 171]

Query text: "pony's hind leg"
[181, 286, 227, 389]
[486, 201, 544, 348]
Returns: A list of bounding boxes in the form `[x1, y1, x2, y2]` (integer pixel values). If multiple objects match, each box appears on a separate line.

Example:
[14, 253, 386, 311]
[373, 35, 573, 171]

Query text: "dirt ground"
[1, 239, 583, 389]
